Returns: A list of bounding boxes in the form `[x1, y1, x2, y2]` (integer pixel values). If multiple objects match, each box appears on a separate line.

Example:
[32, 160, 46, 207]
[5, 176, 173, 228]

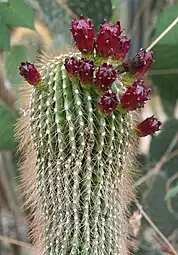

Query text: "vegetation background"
[0, 0, 178, 254]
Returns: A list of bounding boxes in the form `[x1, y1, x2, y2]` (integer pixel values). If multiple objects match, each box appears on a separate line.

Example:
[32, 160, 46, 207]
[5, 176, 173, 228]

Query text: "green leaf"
[149, 119, 178, 178]
[150, 45, 178, 116]
[152, 4, 178, 45]
[150, 5, 178, 116]
[66, 0, 113, 29]
[165, 182, 178, 200]
[0, 105, 17, 150]
[36, 0, 72, 45]
[4, 45, 34, 88]
[0, 0, 35, 29]
[143, 174, 178, 236]
[0, 23, 10, 50]
[0, 0, 8, 3]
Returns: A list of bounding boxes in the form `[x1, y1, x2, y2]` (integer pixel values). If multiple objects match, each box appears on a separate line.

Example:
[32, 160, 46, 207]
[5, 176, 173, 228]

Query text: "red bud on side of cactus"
[137, 116, 161, 137]
[121, 80, 151, 111]
[19, 62, 41, 85]
[123, 49, 153, 77]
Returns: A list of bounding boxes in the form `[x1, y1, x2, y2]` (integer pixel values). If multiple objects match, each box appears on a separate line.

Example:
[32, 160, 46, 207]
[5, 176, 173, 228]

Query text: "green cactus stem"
[38, 55, 134, 254]
[17, 52, 137, 255]
[17, 16, 159, 255]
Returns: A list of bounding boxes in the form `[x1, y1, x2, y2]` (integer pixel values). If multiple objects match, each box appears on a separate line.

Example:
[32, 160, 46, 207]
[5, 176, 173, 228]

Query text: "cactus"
[17, 17, 161, 255]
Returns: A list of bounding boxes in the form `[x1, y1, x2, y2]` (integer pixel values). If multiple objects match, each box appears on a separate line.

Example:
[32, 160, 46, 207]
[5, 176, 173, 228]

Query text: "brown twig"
[166, 172, 178, 219]
[150, 69, 178, 75]
[146, 17, 178, 51]
[134, 132, 178, 188]
[128, 0, 147, 35]
[57, 0, 78, 19]
[0, 234, 32, 250]
[136, 201, 178, 255]
[154, 235, 177, 255]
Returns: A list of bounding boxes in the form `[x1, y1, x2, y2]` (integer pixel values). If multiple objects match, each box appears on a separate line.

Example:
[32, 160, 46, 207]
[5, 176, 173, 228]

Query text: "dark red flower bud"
[98, 19, 122, 36]
[19, 62, 41, 85]
[64, 57, 80, 76]
[137, 116, 161, 137]
[96, 20, 121, 57]
[115, 36, 131, 60]
[121, 80, 151, 111]
[95, 63, 117, 91]
[123, 49, 153, 77]
[96, 20, 130, 60]
[98, 90, 119, 114]
[71, 15, 95, 53]
[78, 59, 95, 84]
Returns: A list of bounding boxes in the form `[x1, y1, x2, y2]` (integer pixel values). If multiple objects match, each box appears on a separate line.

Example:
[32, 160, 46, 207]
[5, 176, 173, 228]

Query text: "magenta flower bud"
[123, 49, 154, 77]
[120, 80, 151, 111]
[137, 116, 162, 137]
[115, 36, 131, 60]
[98, 90, 119, 114]
[95, 63, 117, 91]
[71, 15, 95, 53]
[19, 62, 41, 85]
[98, 19, 122, 36]
[78, 59, 95, 84]
[96, 20, 130, 60]
[64, 57, 80, 76]
[96, 20, 122, 58]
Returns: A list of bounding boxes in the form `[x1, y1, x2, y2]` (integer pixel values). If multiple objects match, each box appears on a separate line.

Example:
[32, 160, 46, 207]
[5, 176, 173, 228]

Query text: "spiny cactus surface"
[18, 16, 161, 255]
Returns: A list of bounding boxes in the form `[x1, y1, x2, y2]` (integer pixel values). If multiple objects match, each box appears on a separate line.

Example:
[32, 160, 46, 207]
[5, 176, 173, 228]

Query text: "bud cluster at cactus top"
[19, 16, 161, 137]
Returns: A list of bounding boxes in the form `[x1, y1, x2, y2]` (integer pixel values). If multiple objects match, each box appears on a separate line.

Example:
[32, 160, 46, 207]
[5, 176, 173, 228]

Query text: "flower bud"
[121, 80, 151, 111]
[98, 90, 119, 114]
[64, 57, 80, 76]
[115, 36, 131, 60]
[96, 20, 130, 60]
[98, 19, 121, 36]
[19, 62, 41, 85]
[95, 63, 117, 91]
[78, 59, 95, 84]
[137, 116, 161, 137]
[71, 15, 95, 53]
[123, 49, 153, 77]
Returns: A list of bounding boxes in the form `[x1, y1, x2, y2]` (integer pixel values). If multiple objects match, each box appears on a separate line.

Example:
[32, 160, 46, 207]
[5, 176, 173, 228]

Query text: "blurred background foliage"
[0, 0, 178, 254]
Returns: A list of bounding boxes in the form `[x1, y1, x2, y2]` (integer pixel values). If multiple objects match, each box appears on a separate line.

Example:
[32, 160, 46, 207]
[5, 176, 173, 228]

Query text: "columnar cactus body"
[17, 17, 160, 255]
[28, 54, 134, 255]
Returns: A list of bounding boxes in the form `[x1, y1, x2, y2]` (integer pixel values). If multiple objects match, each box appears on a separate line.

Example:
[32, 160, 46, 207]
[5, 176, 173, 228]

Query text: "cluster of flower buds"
[71, 16, 131, 61]
[67, 16, 161, 137]
[19, 16, 161, 137]
[64, 57, 95, 84]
